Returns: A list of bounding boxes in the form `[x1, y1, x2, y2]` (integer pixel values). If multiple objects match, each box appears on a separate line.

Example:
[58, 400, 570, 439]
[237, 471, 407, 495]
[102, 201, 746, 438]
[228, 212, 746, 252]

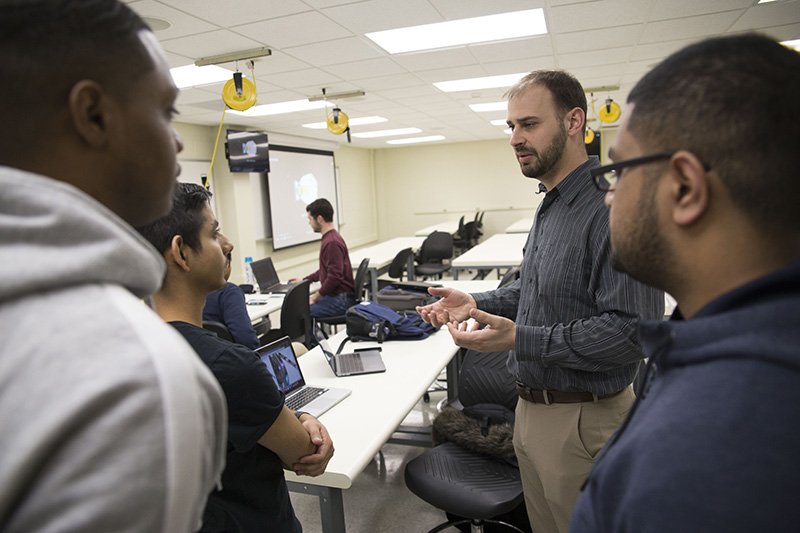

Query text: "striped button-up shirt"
[472, 157, 664, 395]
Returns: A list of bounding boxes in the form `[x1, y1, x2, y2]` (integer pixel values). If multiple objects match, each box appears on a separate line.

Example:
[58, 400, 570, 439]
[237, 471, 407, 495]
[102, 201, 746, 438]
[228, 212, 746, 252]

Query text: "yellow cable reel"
[584, 128, 596, 144]
[222, 72, 257, 111]
[597, 98, 621, 124]
[326, 107, 349, 135]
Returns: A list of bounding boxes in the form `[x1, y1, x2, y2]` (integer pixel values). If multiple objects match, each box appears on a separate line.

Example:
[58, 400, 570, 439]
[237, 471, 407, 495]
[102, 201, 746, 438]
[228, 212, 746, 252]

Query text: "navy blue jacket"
[203, 282, 260, 351]
[571, 262, 800, 532]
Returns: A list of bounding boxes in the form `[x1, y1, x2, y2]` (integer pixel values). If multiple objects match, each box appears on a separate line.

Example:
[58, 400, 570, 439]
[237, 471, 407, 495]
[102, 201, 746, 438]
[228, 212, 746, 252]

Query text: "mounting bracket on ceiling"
[195, 47, 272, 67]
[308, 89, 365, 102]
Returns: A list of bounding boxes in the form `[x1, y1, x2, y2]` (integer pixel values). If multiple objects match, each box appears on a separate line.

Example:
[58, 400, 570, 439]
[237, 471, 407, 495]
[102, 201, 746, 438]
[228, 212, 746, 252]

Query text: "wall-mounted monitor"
[225, 129, 270, 173]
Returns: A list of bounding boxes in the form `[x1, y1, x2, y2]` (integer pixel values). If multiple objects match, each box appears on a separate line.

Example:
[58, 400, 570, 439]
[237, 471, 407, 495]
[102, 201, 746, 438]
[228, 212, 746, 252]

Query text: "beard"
[517, 122, 568, 180]
[610, 179, 674, 291]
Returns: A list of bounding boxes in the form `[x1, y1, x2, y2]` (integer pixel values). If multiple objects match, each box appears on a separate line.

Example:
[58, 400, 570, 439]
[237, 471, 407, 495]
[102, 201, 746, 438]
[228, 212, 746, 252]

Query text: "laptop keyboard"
[286, 386, 327, 410]
[338, 353, 365, 374]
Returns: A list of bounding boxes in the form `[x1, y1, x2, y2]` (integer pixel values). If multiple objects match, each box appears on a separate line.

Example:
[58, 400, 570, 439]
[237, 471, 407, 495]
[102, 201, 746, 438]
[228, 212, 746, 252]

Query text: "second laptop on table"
[250, 257, 296, 294]
[318, 337, 386, 377]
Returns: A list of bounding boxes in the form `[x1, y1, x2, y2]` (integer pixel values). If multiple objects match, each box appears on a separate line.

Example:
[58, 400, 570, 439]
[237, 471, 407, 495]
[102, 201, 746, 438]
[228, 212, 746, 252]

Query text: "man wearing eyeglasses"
[569, 34, 800, 532]
[417, 70, 664, 532]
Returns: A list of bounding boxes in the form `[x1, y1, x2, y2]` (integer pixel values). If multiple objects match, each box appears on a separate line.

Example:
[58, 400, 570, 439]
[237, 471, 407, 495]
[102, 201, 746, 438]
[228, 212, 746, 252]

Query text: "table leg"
[287, 481, 346, 533]
[446, 348, 462, 405]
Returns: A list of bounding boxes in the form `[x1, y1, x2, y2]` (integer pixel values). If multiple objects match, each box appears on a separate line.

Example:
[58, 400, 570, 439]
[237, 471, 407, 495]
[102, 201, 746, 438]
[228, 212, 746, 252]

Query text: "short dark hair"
[627, 33, 800, 235]
[0, 0, 153, 155]
[306, 198, 334, 222]
[505, 70, 587, 128]
[137, 183, 212, 254]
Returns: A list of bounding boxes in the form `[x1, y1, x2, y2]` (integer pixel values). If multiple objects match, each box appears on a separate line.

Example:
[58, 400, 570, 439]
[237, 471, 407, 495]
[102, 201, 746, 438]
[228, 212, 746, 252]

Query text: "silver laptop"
[256, 336, 350, 417]
[250, 257, 295, 294]
[318, 337, 386, 377]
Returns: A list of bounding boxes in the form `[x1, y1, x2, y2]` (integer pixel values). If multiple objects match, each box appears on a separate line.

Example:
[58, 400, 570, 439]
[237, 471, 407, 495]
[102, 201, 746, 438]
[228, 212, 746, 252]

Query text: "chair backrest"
[202, 320, 234, 342]
[353, 257, 371, 302]
[419, 231, 454, 263]
[498, 266, 521, 288]
[388, 247, 414, 279]
[458, 349, 518, 411]
[279, 279, 311, 343]
[455, 215, 466, 238]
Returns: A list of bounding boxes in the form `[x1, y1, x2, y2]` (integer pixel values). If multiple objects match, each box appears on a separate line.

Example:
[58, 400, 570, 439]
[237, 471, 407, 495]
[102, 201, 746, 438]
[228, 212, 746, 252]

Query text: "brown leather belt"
[516, 382, 618, 405]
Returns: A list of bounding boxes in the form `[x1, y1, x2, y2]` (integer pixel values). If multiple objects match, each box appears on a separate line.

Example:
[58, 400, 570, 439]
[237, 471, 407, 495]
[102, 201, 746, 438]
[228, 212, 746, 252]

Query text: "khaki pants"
[512, 386, 634, 533]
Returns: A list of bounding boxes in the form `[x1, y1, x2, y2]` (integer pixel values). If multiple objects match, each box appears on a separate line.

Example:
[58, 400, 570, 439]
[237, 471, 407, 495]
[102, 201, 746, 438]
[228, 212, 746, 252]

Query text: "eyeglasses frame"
[590, 152, 675, 192]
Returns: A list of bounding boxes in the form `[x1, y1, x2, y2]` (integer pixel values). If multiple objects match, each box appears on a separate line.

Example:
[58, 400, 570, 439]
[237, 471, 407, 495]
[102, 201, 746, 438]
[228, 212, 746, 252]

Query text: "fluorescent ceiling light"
[503, 128, 512, 135]
[365, 8, 546, 54]
[758, 0, 779, 3]
[470, 101, 507, 113]
[781, 38, 800, 51]
[490, 119, 508, 126]
[352, 127, 422, 138]
[302, 116, 388, 129]
[387, 135, 446, 145]
[171, 64, 233, 89]
[434, 72, 526, 93]
[227, 99, 333, 117]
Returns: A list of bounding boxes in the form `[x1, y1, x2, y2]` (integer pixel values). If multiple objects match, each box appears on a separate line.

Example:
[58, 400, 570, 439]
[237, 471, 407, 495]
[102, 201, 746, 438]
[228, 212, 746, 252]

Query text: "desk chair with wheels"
[260, 280, 312, 347]
[377, 247, 415, 290]
[415, 231, 454, 280]
[404, 349, 530, 533]
[202, 320, 234, 343]
[314, 257, 370, 338]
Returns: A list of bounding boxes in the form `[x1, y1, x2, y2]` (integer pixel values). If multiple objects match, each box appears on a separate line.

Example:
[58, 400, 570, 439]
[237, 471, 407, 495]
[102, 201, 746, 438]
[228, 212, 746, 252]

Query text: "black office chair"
[378, 247, 415, 290]
[452, 216, 470, 256]
[202, 320, 234, 342]
[260, 280, 312, 347]
[314, 257, 370, 338]
[415, 231, 454, 280]
[404, 349, 530, 533]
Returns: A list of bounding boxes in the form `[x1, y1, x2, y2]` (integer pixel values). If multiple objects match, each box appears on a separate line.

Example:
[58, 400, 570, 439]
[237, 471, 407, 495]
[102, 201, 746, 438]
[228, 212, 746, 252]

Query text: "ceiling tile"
[234, 11, 352, 49]
[730, 1, 800, 31]
[161, 29, 264, 59]
[640, 11, 742, 43]
[549, 0, 651, 34]
[322, 0, 443, 33]
[157, 0, 312, 27]
[284, 36, 385, 66]
[322, 57, 408, 80]
[128, 0, 218, 39]
[555, 24, 642, 54]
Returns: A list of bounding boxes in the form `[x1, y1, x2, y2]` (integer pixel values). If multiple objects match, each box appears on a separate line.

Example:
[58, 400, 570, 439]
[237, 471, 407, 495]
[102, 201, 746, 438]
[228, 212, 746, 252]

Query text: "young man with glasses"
[571, 34, 800, 532]
[417, 70, 664, 532]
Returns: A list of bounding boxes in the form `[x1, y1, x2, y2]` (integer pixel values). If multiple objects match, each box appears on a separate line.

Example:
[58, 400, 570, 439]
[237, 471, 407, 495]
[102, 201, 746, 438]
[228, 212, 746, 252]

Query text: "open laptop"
[256, 336, 350, 418]
[318, 337, 386, 377]
[250, 257, 295, 294]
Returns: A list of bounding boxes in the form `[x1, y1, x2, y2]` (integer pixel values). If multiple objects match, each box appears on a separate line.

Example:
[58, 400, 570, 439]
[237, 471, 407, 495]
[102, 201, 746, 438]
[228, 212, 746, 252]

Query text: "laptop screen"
[317, 338, 337, 372]
[250, 257, 280, 289]
[256, 337, 305, 394]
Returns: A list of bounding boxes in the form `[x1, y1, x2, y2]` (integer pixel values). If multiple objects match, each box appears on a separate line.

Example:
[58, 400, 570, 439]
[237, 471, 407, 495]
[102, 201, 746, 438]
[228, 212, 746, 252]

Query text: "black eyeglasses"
[590, 152, 674, 192]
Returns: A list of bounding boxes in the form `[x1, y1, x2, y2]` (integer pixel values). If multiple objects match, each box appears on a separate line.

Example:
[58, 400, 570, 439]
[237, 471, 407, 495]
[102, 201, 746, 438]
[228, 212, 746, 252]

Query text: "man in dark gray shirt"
[417, 70, 664, 533]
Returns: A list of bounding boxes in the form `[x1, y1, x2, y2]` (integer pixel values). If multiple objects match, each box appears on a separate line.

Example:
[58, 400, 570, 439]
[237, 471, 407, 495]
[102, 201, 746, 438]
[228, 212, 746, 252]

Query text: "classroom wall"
[373, 138, 544, 240]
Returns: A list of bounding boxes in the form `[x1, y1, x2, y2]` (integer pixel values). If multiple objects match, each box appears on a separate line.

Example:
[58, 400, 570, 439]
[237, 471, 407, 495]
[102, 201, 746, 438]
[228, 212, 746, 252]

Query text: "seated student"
[203, 252, 260, 350]
[138, 183, 335, 533]
[291, 198, 355, 318]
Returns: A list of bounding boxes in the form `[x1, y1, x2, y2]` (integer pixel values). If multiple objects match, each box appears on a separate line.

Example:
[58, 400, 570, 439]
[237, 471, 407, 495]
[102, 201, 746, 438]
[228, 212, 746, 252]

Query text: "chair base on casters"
[429, 517, 527, 533]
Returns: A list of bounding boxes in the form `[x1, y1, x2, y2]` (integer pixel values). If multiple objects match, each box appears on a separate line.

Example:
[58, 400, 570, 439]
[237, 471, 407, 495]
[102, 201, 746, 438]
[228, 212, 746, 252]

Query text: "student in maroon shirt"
[293, 198, 355, 319]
